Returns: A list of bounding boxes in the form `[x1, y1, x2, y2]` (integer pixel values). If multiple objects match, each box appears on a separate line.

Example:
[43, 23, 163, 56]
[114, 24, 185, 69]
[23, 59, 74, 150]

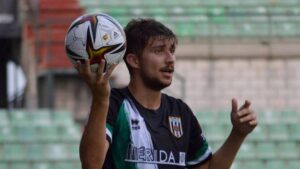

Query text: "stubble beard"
[140, 71, 172, 91]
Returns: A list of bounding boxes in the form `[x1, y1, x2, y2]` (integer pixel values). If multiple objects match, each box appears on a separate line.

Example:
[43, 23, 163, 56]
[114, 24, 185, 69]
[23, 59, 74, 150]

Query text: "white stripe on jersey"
[106, 128, 112, 141]
[123, 99, 158, 169]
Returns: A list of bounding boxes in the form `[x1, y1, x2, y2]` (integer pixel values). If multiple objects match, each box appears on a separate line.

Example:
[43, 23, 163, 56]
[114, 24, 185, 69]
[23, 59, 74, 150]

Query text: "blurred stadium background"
[1, 0, 300, 168]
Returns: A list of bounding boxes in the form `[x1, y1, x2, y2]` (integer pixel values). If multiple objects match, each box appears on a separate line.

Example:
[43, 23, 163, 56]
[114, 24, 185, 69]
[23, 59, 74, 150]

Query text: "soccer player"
[76, 18, 257, 169]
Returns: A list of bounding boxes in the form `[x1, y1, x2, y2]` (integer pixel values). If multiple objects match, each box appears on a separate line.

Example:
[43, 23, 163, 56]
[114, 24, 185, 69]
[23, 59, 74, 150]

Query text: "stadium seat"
[186, 7, 207, 15]
[275, 0, 300, 5]
[287, 160, 300, 169]
[107, 7, 130, 17]
[258, 110, 279, 124]
[271, 22, 299, 37]
[243, 160, 264, 169]
[209, 141, 222, 152]
[277, 142, 298, 159]
[30, 110, 52, 126]
[26, 143, 45, 161]
[202, 124, 226, 141]
[289, 124, 300, 141]
[195, 111, 217, 124]
[10, 163, 31, 169]
[36, 125, 59, 142]
[175, 22, 197, 38]
[212, 23, 238, 37]
[77, 0, 300, 39]
[3, 144, 26, 160]
[45, 143, 68, 160]
[0, 163, 8, 169]
[146, 7, 168, 17]
[198, 0, 219, 6]
[67, 143, 80, 159]
[14, 125, 38, 142]
[280, 110, 299, 123]
[0, 126, 15, 143]
[10, 110, 31, 126]
[256, 142, 277, 159]
[236, 142, 256, 160]
[53, 162, 79, 169]
[228, 6, 267, 16]
[73, 162, 81, 169]
[0, 109, 9, 126]
[217, 110, 231, 124]
[129, 7, 145, 16]
[112, 16, 131, 26]
[230, 161, 242, 169]
[57, 125, 81, 142]
[265, 160, 286, 169]
[267, 123, 289, 141]
[269, 6, 293, 15]
[238, 22, 270, 38]
[195, 22, 211, 38]
[32, 162, 52, 169]
[247, 124, 268, 141]
[52, 111, 74, 126]
[208, 7, 226, 16]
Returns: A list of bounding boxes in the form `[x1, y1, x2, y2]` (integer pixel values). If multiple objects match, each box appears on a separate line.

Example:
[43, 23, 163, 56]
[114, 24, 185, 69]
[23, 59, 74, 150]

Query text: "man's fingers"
[237, 109, 254, 117]
[84, 59, 91, 72]
[74, 61, 80, 70]
[97, 59, 106, 75]
[76, 60, 86, 73]
[249, 119, 258, 126]
[239, 100, 251, 111]
[95, 60, 106, 81]
[231, 98, 238, 114]
[103, 64, 117, 81]
[239, 111, 256, 123]
[106, 64, 117, 77]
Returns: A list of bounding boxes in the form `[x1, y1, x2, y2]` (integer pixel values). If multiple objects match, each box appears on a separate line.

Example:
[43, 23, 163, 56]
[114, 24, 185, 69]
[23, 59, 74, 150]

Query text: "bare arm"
[194, 99, 257, 169]
[80, 99, 110, 169]
[76, 60, 116, 169]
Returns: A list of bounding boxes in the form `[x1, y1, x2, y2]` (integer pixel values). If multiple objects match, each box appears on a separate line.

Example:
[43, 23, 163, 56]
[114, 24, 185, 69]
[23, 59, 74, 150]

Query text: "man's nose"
[166, 51, 175, 63]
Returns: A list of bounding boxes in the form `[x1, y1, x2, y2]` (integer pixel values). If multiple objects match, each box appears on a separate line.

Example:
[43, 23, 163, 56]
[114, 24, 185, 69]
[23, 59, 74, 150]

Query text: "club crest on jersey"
[169, 116, 183, 138]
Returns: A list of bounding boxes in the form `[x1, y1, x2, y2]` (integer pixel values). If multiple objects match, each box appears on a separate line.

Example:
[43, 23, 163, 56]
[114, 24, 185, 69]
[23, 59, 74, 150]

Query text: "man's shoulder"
[162, 93, 185, 103]
[111, 87, 129, 97]
[162, 93, 189, 109]
[109, 87, 130, 105]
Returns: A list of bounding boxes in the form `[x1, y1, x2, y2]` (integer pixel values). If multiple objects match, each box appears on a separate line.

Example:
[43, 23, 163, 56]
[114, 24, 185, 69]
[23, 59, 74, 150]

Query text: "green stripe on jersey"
[189, 141, 210, 163]
[112, 102, 137, 169]
[106, 124, 113, 134]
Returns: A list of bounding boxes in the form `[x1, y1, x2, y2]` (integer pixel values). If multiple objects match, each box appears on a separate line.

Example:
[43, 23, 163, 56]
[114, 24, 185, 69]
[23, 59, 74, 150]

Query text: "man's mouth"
[160, 67, 174, 73]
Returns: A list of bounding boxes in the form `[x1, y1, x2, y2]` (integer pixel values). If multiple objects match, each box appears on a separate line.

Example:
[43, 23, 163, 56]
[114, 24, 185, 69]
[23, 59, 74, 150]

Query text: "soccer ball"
[65, 12, 126, 71]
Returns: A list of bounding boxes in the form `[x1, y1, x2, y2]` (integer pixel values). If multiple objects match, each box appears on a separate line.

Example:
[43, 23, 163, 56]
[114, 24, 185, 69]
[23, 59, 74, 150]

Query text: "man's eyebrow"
[151, 44, 166, 48]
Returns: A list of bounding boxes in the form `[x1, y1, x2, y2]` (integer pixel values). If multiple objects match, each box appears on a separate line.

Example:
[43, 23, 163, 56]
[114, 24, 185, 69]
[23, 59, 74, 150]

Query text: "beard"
[139, 69, 172, 91]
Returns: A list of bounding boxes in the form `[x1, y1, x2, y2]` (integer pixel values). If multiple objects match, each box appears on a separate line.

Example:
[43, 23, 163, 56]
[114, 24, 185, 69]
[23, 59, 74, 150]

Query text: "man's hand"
[77, 59, 116, 169]
[75, 59, 117, 101]
[231, 98, 258, 137]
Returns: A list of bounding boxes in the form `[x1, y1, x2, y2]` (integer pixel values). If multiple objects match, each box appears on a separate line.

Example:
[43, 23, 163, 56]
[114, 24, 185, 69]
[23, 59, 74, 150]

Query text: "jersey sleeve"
[186, 112, 212, 167]
[106, 88, 124, 144]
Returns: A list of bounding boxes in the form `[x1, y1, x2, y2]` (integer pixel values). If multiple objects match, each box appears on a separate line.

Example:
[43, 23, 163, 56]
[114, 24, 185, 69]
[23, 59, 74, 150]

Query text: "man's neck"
[128, 82, 161, 110]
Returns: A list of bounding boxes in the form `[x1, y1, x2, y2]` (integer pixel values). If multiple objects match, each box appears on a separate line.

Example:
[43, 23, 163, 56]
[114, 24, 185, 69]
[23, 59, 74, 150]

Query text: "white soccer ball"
[65, 12, 126, 71]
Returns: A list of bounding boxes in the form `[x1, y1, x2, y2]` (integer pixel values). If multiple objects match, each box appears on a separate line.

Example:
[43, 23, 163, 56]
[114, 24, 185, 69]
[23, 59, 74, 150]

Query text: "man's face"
[138, 36, 176, 91]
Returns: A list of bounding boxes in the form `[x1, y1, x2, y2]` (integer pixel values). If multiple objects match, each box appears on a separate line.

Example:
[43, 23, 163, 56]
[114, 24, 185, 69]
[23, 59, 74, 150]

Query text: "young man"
[77, 19, 257, 169]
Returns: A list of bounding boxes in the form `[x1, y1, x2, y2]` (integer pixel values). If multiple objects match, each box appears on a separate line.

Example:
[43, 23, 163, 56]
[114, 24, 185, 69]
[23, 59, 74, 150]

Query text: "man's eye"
[154, 49, 163, 53]
[170, 48, 175, 54]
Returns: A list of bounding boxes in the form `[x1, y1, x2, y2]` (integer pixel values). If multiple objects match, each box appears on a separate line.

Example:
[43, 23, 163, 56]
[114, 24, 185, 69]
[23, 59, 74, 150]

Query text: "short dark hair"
[123, 18, 177, 74]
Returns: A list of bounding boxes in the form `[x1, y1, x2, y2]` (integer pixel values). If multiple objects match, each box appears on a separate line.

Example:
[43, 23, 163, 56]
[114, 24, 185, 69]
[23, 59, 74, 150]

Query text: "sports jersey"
[103, 88, 212, 169]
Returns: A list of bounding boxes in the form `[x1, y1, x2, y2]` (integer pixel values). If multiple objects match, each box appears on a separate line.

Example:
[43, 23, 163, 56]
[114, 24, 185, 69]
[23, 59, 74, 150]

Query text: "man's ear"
[126, 53, 139, 69]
